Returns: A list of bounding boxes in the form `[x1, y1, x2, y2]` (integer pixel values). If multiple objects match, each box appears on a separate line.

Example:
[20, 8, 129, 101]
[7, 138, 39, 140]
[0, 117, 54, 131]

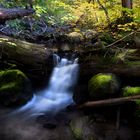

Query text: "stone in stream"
[0, 69, 32, 106]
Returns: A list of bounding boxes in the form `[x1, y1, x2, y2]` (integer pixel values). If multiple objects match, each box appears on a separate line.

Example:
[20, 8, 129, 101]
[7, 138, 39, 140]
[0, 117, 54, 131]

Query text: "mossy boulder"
[0, 69, 32, 106]
[88, 73, 119, 99]
[123, 86, 140, 97]
[123, 86, 140, 105]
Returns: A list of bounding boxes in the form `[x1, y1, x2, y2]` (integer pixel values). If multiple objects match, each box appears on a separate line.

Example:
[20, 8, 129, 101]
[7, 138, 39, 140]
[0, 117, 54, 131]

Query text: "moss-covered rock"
[0, 69, 32, 106]
[88, 73, 119, 99]
[84, 30, 98, 40]
[67, 32, 83, 43]
[123, 86, 140, 97]
[123, 86, 140, 105]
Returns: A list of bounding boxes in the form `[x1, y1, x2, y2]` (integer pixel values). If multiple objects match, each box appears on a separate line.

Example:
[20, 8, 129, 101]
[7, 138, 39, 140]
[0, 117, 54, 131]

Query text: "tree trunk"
[122, 0, 132, 9]
[121, 0, 133, 22]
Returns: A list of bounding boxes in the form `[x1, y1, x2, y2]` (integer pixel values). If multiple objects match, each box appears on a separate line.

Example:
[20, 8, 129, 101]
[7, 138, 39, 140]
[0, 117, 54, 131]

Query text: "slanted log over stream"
[77, 95, 140, 109]
[0, 8, 35, 23]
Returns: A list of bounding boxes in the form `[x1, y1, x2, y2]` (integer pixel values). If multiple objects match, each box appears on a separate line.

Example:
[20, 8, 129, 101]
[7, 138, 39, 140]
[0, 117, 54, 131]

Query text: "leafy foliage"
[0, 0, 140, 41]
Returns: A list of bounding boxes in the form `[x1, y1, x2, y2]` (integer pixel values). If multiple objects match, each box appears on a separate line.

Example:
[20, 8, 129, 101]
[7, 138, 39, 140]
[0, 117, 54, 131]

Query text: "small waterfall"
[16, 54, 79, 117]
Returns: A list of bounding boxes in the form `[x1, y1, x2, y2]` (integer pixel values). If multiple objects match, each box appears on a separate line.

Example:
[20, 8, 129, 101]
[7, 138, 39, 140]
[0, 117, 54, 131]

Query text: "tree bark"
[122, 0, 132, 9]
[0, 8, 35, 23]
[121, 0, 133, 22]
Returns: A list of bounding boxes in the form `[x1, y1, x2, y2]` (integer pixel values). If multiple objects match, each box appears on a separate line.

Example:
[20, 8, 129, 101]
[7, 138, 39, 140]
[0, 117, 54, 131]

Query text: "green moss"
[88, 73, 119, 98]
[123, 86, 140, 105]
[126, 61, 140, 66]
[70, 119, 83, 140]
[0, 82, 16, 91]
[123, 86, 140, 97]
[71, 126, 83, 140]
[0, 69, 31, 106]
[135, 100, 140, 105]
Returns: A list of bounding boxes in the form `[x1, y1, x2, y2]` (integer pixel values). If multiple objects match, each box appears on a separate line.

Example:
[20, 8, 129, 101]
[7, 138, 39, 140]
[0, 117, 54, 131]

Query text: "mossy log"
[0, 8, 35, 23]
[80, 61, 140, 78]
[0, 35, 52, 70]
[0, 35, 140, 79]
[79, 49, 140, 79]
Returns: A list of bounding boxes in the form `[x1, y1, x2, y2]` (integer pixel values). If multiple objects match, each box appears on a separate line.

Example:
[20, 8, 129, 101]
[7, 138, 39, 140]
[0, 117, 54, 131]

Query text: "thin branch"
[106, 31, 135, 48]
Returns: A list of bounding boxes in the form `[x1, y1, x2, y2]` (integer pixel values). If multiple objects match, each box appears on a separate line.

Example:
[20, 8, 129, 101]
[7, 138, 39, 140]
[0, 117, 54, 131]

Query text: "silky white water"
[15, 55, 79, 117]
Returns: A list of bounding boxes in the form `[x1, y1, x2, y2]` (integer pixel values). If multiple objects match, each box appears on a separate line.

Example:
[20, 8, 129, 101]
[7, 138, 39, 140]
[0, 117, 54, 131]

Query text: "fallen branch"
[106, 32, 135, 48]
[77, 95, 140, 109]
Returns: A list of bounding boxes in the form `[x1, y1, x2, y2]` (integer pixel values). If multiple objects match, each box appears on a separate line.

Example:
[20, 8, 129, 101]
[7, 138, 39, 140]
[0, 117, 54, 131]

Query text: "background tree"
[121, 0, 133, 22]
[122, 0, 133, 9]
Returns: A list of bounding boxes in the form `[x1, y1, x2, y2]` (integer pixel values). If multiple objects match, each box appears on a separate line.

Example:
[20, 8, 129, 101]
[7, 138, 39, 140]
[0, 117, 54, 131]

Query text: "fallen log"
[79, 48, 140, 78]
[77, 95, 140, 109]
[0, 35, 52, 70]
[0, 8, 35, 23]
[0, 35, 140, 79]
[80, 61, 140, 79]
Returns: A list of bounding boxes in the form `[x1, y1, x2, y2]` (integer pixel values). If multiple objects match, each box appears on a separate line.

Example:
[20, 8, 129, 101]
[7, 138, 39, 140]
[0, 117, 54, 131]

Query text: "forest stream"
[0, 51, 139, 140]
[0, 1, 140, 140]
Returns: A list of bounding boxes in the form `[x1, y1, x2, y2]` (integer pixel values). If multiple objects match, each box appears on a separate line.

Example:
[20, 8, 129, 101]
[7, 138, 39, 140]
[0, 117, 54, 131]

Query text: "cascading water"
[15, 54, 79, 117]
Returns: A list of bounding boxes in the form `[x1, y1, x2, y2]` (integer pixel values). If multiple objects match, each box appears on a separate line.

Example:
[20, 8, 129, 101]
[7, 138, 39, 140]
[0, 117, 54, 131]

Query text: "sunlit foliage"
[0, 0, 140, 31]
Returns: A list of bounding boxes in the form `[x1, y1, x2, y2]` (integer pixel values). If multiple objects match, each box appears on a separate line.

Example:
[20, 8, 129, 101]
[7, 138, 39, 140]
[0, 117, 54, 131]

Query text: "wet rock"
[66, 32, 83, 43]
[88, 73, 120, 99]
[0, 69, 32, 106]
